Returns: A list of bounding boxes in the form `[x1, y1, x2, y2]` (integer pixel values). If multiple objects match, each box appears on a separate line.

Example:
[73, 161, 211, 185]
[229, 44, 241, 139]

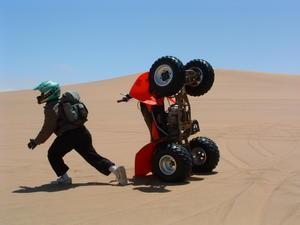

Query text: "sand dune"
[1, 70, 300, 225]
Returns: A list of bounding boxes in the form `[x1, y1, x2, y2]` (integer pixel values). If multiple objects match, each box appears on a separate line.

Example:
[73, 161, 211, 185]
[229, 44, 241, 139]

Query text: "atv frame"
[118, 56, 220, 182]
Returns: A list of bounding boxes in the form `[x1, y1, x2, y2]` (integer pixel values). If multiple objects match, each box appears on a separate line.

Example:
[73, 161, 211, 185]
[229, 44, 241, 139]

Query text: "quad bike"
[118, 56, 220, 182]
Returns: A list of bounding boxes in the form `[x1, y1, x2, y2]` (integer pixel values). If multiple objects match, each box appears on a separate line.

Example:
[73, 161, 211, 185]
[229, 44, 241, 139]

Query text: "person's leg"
[73, 127, 127, 185]
[73, 127, 115, 175]
[48, 133, 74, 177]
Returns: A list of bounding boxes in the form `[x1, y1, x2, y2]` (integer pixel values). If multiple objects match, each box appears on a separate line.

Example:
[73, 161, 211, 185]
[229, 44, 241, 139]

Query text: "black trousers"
[48, 126, 115, 177]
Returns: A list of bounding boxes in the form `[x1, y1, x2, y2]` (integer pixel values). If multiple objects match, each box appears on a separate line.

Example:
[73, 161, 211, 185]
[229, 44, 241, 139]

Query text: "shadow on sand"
[13, 173, 216, 194]
[193, 171, 218, 176]
[13, 182, 114, 193]
[129, 175, 204, 193]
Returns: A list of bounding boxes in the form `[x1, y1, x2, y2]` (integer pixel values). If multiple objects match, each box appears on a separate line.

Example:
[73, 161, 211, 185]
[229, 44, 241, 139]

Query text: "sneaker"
[51, 174, 72, 185]
[115, 166, 128, 186]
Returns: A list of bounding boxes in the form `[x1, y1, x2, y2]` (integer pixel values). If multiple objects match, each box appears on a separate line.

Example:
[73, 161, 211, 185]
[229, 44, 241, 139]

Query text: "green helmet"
[33, 81, 61, 104]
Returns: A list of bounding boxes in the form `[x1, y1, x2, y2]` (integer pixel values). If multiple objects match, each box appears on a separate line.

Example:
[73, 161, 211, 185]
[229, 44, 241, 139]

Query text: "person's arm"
[34, 106, 57, 145]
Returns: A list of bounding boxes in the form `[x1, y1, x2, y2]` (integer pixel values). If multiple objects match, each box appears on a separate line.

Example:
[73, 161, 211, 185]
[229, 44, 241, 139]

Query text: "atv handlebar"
[117, 98, 128, 103]
[117, 94, 132, 103]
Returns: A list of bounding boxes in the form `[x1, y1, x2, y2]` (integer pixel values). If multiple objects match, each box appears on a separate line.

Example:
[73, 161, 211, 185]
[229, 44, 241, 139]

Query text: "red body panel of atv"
[129, 72, 160, 105]
[134, 142, 156, 176]
[130, 72, 174, 176]
[129, 72, 176, 105]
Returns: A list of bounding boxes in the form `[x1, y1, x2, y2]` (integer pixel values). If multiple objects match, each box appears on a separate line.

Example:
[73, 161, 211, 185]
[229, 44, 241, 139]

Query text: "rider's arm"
[34, 103, 58, 145]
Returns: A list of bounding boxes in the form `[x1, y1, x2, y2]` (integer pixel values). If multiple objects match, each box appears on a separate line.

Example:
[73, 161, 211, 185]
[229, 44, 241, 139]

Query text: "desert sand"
[1, 70, 300, 225]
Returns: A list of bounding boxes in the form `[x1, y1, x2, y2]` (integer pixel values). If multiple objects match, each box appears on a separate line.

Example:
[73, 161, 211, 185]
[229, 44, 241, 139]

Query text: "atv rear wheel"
[184, 59, 214, 96]
[153, 143, 192, 182]
[149, 56, 185, 97]
[189, 137, 219, 173]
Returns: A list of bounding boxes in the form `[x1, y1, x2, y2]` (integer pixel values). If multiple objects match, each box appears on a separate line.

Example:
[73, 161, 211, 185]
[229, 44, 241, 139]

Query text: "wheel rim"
[159, 155, 177, 175]
[189, 67, 203, 87]
[154, 65, 174, 87]
[191, 147, 207, 166]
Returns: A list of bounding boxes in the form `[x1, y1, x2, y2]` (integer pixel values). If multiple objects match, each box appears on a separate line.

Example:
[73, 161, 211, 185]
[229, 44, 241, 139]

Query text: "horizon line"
[1, 68, 299, 93]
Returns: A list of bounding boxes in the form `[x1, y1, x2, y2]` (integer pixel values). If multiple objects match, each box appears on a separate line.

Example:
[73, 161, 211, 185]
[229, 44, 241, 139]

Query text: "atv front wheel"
[189, 137, 219, 173]
[153, 143, 192, 182]
[184, 59, 214, 96]
[149, 56, 185, 97]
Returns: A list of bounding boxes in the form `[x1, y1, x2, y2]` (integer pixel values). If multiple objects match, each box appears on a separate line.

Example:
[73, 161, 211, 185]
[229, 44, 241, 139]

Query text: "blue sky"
[1, 0, 299, 91]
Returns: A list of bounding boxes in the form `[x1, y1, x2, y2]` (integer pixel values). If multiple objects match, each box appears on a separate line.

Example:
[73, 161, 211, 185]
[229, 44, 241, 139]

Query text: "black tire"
[153, 143, 192, 182]
[189, 137, 219, 173]
[149, 56, 185, 97]
[184, 59, 215, 96]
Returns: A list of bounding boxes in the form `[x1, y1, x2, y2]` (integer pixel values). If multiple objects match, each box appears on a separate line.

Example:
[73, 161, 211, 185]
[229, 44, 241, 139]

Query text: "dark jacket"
[34, 100, 81, 145]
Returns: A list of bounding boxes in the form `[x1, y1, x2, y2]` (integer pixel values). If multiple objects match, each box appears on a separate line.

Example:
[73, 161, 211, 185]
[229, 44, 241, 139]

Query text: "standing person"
[28, 81, 127, 185]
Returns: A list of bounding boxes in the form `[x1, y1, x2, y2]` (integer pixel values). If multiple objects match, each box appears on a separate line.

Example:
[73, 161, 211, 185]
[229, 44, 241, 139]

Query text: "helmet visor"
[36, 90, 54, 104]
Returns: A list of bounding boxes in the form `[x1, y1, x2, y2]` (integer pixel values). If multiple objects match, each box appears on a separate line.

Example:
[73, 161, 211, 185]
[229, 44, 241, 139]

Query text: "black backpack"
[59, 91, 88, 125]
